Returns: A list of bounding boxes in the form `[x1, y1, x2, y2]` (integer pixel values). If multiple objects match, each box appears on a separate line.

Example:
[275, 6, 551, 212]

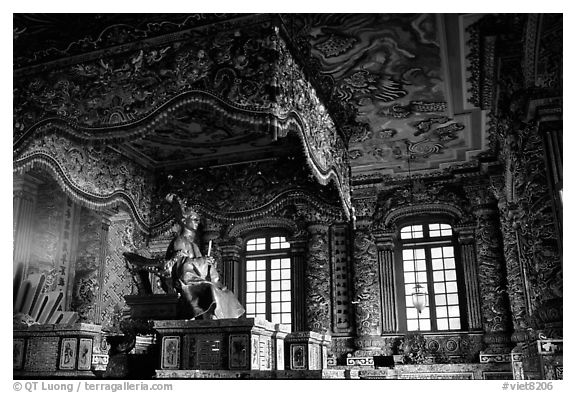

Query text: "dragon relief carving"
[473, 212, 510, 333]
[352, 229, 380, 336]
[305, 226, 331, 333]
[14, 24, 281, 135]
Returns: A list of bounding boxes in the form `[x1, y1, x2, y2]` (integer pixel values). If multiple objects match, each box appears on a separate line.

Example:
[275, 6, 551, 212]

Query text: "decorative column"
[466, 184, 512, 362]
[329, 224, 354, 335]
[287, 233, 307, 332]
[219, 237, 243, 294]
[455, 226, 483, 330]
[351, 225, 382, 357]
[304, 223, 331, 333]
[13, 173, 43, 278]
[93, 213, 112, 324]
[373, 231, 397, 333]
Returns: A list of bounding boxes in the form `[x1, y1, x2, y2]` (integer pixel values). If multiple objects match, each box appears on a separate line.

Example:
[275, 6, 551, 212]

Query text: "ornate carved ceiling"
[14, 13, 489, 181]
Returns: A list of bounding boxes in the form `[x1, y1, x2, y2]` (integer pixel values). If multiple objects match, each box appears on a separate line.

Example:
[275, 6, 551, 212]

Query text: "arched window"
[396, 221, 465, 332]
[243, 235, 292, 331]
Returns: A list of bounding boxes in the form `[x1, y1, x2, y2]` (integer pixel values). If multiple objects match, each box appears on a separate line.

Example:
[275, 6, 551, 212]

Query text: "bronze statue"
[125, 194, 245, 320]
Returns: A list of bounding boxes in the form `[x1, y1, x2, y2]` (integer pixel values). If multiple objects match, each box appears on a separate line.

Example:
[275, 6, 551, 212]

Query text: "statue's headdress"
[165, 193, 200, 223]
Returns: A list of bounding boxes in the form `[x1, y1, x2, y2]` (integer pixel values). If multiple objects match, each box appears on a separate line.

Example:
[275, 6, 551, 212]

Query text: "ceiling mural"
[289, 14, 471, 174]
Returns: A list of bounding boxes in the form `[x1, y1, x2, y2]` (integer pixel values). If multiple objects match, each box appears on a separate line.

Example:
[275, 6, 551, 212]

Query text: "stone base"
[329, 362, 512, 380]
[284, 331, 332, 370]
[155, 369, 333, 379]
[14, 323, 102, 378]
[125, 294, 180, 320]
[153, 318, 289, 371]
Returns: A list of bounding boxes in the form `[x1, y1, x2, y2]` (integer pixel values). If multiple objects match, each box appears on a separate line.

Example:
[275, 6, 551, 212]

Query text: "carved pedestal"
[14, 323, 102, 378]
[284, 331, 332, 371]
[520, 339, 563, 380]
[154, 318, 289, 375]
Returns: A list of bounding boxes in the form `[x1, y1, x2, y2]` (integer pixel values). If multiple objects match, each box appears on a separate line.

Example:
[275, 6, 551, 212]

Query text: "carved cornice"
[383, 203, 465, 229]
[226, 217, 298, 239]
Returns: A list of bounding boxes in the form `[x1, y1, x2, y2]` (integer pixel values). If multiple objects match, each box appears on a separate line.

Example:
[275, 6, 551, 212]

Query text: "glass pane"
[246, 304, 255, 314]
[429, 230, 441, 237]
[247, 244, 256, 252]
[432, 259, 443, 270]
[436, 306, 448, 318]
[246, 271, 256, 282]
[403, 260, 415, 272]
[431, 248, 443, 258]
[282, 269, 291, 279]
[281, 302, 291, 312]
[435, 295, 447, 306]
[281, 315, 291, 324]
[433, 271, 444, 282]
[446, 293, 459, 305]
[247, 239, 257, 247]
[419, 319, 431, 331]
[402, 249, 414, 260]
[246, 282, 256, 292]
[429, 223, 439, 230]
[416, 272, 427, 283]
[281, 280, 290, 290]
[445, 270, 457, 281]
[414, 249, 425, 259]
[256, 243, 266, 251]
[256, 282, 266, 292]
[256, 293, 266, 303]
[449, 318, 461, 330]
[271, 292, 280, 302]
[448, 306, 460, 317]
[271, 314, 281, 323]
[256, 270, 265, 281]
[440, 224, 452, 230]
[271, 303, 281, 313]
[271, 281, 280, 291]
[271, 236, 281, 243]
[443, 247, 454, 257]
[281, 291, 291, 301]
[246, 293, 255, 303]
[271, 259, 281, 269]
[270, 243, 280, 250]
[413, 230, 424, 239]
[434, 283, 446, 293]
[407, 319, 419, 331]
[437, 318, 449, 330]
[406, 307, 418, 319]
[404, 272, 415, 283]
[256, 260, 266, 270]
[281, 258, 291, 268]
[441, 228, 453, 236]
[246, 260, 256, 270]
[256, 303, 266, 314]
[446, 281, 458, 293]
[413, 225, 423, 232]
[271, 270, 281, 280]
[444, 258, 455, 269]
[415, 260, 427, 271]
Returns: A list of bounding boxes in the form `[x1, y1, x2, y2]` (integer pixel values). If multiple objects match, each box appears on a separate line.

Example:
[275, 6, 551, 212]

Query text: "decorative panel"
[330, 224, 352, 334]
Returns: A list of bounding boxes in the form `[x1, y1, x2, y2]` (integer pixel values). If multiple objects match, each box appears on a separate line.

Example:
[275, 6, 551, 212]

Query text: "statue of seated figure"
[125, 194, 245, 320]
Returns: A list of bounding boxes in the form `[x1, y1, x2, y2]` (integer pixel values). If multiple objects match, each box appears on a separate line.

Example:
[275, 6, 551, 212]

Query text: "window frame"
[240, 232, 294, 330]
[394, 218, 468, 333]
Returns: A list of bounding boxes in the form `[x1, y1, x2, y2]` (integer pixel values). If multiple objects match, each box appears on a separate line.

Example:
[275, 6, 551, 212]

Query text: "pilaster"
[305, 223, 331, 333]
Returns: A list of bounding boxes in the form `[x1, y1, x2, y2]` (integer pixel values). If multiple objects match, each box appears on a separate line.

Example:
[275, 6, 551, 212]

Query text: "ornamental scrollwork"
[14, 133, 155, 230]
